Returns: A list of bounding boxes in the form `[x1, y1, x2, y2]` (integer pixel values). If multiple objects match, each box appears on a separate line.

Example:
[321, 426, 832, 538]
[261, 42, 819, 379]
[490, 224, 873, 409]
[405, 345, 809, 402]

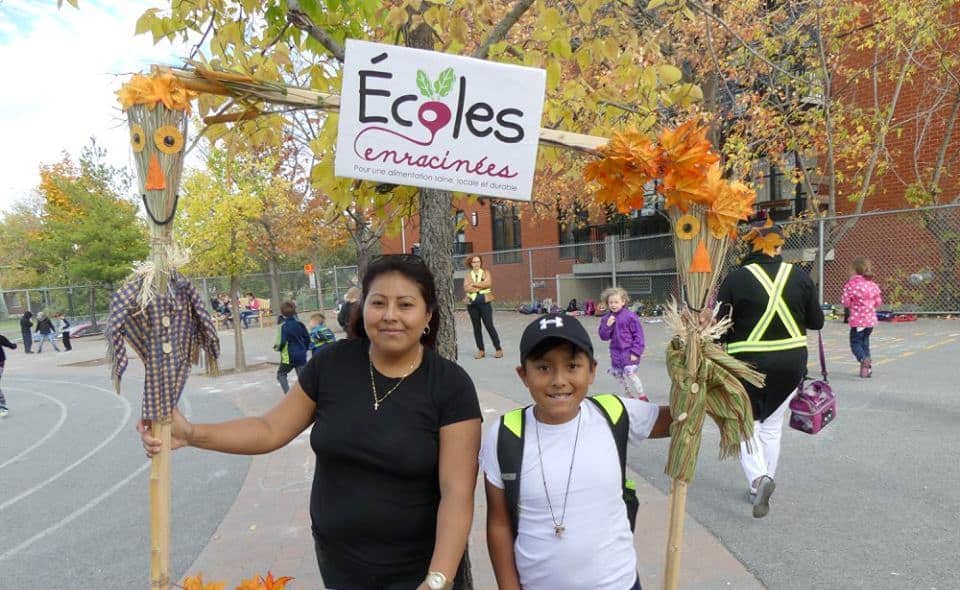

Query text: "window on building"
[558, 207, 590, 260]
[491, 201, 522, 264]
[750, 152, 816, 220]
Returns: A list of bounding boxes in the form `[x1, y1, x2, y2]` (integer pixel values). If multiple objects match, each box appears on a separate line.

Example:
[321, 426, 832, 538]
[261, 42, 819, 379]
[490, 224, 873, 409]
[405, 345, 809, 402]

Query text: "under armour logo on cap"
[539, 316, 564, 330]
[520, 313, 593, 363]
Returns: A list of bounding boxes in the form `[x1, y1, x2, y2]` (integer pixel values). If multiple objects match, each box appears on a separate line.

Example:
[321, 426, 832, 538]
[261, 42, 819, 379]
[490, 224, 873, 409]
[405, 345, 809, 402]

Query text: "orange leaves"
[582, 119, 757, 243]
[706, 166, 755, 239]
[117, 71, 196, 112]
[182, 574, 226, 590]
[583, 131, 660, 213]
[658, 120, 719, 211]
[184, 572, 293, 590]
[744, 218, 785, 256]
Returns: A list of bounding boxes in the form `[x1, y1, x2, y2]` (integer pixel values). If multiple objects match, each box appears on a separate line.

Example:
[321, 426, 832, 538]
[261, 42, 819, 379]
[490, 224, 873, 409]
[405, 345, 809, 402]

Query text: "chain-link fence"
[452, 203, 960, 315]
[4, 204, 957, 332]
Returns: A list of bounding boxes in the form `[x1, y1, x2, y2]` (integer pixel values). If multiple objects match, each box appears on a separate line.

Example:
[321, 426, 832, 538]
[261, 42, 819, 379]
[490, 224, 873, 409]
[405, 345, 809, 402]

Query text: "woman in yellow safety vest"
[463, 255, 503, 359]
[716, 220, 824, 518]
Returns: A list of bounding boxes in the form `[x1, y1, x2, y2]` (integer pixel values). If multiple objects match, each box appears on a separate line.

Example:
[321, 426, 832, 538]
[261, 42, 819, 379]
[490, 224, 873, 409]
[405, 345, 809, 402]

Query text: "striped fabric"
[105, 272, 220, 419]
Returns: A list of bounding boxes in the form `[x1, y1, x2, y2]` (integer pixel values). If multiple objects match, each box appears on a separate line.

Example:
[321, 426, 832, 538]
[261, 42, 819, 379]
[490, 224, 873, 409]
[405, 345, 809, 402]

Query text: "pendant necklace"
[369, 346, 421, 410]
[534, 408, 581, 538]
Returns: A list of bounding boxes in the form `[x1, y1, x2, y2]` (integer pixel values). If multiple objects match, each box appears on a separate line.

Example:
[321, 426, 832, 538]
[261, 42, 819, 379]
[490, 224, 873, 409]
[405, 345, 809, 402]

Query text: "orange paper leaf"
[146, 152, 166, 190]
[689, 239, 712, 273]
[182, 574, 226, 590]
[117, 71, 196, 112]
[707, 166, 756, 239]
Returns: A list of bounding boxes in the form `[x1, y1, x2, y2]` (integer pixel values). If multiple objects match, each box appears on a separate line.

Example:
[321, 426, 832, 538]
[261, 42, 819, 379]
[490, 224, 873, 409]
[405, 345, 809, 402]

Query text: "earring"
[423, 325, 431, 335]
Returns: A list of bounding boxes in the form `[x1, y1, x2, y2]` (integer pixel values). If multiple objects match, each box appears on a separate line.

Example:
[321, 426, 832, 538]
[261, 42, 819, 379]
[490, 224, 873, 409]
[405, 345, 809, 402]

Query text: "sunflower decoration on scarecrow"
[106, 70, 220, 590]
[584, 119, 765, 590]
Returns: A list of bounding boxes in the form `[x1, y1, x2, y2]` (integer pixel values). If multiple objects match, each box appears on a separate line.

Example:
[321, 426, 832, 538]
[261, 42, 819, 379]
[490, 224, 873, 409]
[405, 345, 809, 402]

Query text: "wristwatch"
[425, 571, 450, 590]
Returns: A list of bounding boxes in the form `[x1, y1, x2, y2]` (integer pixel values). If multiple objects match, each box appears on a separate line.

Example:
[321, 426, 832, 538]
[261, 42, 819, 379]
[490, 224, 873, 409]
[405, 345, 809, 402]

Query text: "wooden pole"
[150, 417, 172, 590]
[663, 479, 688, 590]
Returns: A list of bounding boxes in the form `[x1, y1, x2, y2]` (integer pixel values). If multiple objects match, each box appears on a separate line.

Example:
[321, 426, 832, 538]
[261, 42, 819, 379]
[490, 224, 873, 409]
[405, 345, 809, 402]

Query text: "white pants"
[739, 389, 796, 490]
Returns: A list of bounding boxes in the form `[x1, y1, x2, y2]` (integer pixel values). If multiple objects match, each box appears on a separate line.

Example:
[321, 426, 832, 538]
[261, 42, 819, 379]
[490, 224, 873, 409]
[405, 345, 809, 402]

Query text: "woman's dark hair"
[464, 254, 483, 270]
[348, 254, 440, 348]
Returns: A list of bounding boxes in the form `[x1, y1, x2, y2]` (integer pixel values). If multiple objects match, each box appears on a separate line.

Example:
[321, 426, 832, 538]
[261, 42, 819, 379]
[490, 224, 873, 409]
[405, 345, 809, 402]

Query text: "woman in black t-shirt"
[139, 255, 482, 590]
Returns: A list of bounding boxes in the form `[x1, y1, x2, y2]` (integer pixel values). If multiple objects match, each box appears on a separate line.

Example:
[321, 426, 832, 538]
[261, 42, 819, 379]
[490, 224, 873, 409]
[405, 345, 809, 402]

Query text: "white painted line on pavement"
[0, 381, 131, 512]
[0, 460, 150, 562]
[0, 388, 68, 471]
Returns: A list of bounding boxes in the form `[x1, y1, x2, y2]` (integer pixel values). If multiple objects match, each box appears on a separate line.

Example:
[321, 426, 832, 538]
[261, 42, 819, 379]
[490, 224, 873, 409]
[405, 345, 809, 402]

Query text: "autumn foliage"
[582, 120, 754, 240]
[182, 571, 294, 590]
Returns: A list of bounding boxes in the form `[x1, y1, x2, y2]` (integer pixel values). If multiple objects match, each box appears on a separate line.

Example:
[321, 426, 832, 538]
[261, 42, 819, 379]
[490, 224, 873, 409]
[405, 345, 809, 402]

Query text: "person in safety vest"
[716, 219, 824, 518]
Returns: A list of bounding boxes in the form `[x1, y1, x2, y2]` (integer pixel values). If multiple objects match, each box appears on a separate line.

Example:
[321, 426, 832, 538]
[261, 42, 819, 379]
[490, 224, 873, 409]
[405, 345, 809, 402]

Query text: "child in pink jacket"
[841, 257, 883, 378]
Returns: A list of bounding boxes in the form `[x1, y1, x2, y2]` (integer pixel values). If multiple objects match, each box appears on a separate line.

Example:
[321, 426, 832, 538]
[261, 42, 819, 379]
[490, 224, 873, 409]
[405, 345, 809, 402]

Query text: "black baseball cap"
[519, 313, 595, 363]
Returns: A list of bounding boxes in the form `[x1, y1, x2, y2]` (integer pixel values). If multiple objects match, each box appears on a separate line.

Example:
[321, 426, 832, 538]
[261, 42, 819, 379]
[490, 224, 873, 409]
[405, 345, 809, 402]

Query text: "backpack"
[566, 298, 579, 312]
[496, 394, 638, 537]
[583, 299, 596, 316]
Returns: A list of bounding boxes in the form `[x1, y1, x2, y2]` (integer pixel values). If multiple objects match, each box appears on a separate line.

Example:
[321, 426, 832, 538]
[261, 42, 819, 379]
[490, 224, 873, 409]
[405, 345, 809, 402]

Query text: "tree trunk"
[419, 188, 458, 360]
[266, 257, 282, 326]
[406, 15, 468, 588]
[355, 221, 382, 281]
[89, 286, 98, 328]
[230, 275, 247, 372]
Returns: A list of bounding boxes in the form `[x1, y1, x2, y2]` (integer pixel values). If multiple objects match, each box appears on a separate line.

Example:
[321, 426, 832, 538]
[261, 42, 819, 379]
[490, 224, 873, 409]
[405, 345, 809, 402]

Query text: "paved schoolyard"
[1, 311, 957, 589]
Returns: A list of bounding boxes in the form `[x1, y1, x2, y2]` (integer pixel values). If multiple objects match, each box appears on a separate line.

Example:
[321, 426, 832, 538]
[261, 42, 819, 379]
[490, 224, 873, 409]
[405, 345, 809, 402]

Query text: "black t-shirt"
[298, 338, 481, 579]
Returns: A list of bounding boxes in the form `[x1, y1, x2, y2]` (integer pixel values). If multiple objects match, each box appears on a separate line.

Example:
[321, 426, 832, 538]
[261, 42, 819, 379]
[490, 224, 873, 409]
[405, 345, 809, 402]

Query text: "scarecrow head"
[117, 71, 195, 230]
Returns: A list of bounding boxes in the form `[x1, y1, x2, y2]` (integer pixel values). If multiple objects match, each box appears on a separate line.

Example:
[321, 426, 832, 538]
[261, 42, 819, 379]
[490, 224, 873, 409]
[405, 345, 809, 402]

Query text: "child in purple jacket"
[598, 287, 647, 400]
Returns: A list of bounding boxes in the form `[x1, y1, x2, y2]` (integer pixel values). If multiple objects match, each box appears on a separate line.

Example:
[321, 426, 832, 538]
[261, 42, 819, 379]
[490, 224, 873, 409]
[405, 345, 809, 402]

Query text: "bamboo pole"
[664, 480, 688, 590]
[150, 417, 172, 590]
[157, 66, 609, 153]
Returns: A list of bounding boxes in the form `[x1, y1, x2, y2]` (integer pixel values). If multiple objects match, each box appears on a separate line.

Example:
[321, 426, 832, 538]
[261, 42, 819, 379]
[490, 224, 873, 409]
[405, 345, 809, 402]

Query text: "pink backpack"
[789, 332, 837, 435]
[584, 299, 596, 316]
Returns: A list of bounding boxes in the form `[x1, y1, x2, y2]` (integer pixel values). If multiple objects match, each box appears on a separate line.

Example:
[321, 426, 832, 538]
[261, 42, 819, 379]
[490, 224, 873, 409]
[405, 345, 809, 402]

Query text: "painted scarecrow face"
[117, 72, 194, 228]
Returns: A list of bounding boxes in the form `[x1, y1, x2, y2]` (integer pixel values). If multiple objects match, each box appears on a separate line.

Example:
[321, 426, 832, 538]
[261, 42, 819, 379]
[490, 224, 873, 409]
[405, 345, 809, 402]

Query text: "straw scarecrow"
[584, 120, 765, 590]
[106, 71, 220, 590]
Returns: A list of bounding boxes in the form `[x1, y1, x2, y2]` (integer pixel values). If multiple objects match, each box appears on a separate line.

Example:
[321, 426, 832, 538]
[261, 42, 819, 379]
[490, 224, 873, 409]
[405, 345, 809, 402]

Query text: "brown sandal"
[474, 351, 485, 359]
[494, 350, 503, 358]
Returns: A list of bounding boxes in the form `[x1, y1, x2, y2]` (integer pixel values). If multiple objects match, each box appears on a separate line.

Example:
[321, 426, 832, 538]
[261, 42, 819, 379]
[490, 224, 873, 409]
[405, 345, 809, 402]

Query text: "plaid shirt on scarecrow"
[106, 272, 220, 419]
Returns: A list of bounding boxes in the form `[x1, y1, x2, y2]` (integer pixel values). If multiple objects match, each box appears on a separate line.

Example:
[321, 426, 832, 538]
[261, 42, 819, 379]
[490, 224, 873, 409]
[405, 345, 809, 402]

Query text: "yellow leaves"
[387, 6, 410, 28]
[117, 71, 196, 113]
[744, 218, 785, 256]
[546, 60, 562, 90]
[657, 64, 683, 85]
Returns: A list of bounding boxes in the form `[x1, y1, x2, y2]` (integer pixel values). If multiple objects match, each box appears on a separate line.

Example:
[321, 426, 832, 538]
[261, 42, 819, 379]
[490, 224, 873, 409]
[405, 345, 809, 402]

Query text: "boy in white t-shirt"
[479, 313, 671, 590]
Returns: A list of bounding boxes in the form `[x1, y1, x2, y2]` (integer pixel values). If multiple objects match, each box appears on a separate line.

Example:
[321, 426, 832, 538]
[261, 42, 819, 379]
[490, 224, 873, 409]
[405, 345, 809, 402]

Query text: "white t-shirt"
[479, 397, 659, 590]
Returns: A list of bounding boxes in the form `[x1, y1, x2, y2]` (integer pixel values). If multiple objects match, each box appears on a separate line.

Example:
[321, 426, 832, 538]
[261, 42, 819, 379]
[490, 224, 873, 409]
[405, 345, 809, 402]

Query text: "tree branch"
[473, 0, 536, 59]
[286, 0, 345, 63]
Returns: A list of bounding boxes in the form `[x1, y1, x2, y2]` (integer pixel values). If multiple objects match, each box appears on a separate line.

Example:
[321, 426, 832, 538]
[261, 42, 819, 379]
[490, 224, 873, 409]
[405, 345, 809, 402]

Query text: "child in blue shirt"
[308, 312, 336, 358]
[274, 301, 310, 394]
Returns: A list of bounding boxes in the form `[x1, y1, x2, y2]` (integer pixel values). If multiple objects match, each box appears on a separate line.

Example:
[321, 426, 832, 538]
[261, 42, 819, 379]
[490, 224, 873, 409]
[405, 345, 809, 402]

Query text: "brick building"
[382, 7, 960, 310]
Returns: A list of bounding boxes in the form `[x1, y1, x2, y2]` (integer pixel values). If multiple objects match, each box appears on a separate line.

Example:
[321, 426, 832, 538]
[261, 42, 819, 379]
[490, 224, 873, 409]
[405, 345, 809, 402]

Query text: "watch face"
[427, 573, 446, 589]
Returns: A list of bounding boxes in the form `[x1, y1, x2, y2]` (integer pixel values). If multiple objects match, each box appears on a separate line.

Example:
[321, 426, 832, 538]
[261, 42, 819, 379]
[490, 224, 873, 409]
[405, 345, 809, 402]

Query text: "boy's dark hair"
[523, 337, 593, 365]
[310, 312, 325, 323]
[246, 292, 255, 298]
[348, 254, 439, 348]
[280, 301, 296, 317]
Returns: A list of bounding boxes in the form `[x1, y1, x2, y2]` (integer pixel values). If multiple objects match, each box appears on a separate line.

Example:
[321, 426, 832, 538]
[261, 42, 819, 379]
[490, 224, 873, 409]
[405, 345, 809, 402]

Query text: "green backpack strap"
[496, 406, 528, 537]
[588, 394, 639, 532]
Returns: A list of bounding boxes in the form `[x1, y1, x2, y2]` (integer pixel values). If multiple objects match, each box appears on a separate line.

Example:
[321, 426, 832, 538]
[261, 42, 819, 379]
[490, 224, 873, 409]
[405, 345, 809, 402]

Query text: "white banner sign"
[335, 39, 546, 201]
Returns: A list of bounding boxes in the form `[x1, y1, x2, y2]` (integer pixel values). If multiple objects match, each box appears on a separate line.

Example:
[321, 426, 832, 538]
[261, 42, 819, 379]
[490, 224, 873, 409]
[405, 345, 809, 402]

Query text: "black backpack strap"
[496, 406, 528, 537]
[588, 394, 639, 531]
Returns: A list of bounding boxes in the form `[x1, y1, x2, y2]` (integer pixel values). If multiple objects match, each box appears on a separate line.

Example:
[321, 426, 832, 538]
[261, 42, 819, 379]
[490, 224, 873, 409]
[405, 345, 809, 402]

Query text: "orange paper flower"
[117, 71, 196, 112]
[689, 239, 713, 273]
